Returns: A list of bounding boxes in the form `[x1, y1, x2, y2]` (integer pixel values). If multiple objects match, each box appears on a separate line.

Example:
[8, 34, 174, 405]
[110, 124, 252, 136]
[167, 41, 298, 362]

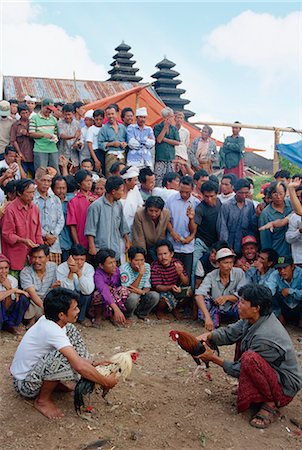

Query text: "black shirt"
[194, 199, 221, 247]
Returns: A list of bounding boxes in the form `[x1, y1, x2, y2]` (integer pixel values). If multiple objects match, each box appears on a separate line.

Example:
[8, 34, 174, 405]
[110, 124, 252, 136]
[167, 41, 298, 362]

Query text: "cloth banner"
[276, 140, 302, 168]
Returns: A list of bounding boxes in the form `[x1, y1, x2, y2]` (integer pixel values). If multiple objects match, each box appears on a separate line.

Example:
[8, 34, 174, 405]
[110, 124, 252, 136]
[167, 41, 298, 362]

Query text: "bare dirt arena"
[1, 319, 302, 450]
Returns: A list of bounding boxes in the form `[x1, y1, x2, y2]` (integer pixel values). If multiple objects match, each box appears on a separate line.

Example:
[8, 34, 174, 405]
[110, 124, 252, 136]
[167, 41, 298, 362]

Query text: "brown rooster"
[169, 330, 219, 380]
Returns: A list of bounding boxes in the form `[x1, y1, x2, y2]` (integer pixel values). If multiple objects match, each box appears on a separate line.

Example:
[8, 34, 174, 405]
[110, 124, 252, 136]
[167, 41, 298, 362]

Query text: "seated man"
[20, 245, 59, 326]
[197, 284, 302, 429]
[120, 247, 159, 320]
[235, 235, 259, 272]
[151, 239, 189, 319]
[10, 288, 117, 419]
[245, 248, 278, 285]
[57, 244, 95, 327]
[195, 241, 230, 290]
[0, 254, 29, 335]
[266, 256, 302, 328]
[195, 247, 246, 331]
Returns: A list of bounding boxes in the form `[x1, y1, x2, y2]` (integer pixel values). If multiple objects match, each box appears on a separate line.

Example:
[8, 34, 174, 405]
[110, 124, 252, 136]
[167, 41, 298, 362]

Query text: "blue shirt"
[59, 193, 73, 251]
[217, 197, 257, 254]
[245, 266, 275, 286]
[98, 122, 127, 152]
[120, 262, 151, 289]
[126, 123, 155, 167]
[165, 192, 200, 254]
[266, 267, 302, 309]
[259, 200, 293, 257]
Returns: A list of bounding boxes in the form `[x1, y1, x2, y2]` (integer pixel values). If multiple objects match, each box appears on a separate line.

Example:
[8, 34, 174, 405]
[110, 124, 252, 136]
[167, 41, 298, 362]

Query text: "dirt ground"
[1, 318, 302, 450]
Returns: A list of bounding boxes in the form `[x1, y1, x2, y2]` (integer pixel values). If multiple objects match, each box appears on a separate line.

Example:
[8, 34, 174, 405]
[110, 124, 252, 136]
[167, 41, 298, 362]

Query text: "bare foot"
[55, 381, 74, 392]
[34, 398, 64, 419]
[5, 326, 23, 335]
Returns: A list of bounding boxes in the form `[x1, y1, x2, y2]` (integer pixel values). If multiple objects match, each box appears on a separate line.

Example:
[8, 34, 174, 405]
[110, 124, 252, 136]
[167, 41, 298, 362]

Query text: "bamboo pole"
[191, 121, 302, 173]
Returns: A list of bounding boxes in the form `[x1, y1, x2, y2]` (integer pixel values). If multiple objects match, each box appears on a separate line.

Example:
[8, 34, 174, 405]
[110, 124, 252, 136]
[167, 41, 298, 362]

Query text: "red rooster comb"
[169, 330, 179, 341]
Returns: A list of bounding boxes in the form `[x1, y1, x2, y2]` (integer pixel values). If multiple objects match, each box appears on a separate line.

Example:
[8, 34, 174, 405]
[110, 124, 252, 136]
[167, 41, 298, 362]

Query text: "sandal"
[250, 404, 280, 429]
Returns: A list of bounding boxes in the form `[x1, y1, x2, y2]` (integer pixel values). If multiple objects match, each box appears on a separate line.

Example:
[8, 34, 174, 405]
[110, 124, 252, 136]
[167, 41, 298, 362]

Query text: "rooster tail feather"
[74, 378, 95, 413]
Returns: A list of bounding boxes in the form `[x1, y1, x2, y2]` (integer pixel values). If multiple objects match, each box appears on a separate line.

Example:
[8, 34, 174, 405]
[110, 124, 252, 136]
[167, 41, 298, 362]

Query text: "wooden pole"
[191, 121, 302, 134]
[273, 130, 280, 174]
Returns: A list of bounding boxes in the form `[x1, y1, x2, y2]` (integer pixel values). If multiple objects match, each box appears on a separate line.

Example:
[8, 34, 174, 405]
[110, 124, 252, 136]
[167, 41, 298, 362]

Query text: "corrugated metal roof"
[3, 76, 139, 103]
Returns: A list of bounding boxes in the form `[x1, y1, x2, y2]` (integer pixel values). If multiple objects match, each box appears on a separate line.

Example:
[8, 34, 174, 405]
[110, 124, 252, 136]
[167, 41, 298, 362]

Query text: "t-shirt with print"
[120, 262, 151, 289]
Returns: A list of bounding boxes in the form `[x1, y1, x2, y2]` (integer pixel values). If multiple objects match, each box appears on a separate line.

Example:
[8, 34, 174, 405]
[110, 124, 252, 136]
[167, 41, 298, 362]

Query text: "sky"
[1, 0, 302, 158]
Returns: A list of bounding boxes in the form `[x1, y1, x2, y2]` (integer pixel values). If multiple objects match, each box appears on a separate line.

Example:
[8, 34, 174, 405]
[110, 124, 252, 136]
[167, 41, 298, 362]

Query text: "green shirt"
[154, 121, 180, 162]
[29, 113, 58, 153]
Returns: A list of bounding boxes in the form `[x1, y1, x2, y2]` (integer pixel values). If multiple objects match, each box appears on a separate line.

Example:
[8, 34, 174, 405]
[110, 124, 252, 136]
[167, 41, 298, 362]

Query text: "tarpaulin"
[276, 140, 302, 168]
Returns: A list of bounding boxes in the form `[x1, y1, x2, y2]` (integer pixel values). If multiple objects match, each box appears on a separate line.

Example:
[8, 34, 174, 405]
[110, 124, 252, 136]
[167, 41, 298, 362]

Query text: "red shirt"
[66, 192, 97, 249]
[1, 198, 43, 270]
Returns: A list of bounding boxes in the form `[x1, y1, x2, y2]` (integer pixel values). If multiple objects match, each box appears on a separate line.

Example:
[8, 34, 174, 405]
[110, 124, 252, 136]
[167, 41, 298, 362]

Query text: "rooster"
[74, 350, 139, 416]
[169, 330, 219, 381]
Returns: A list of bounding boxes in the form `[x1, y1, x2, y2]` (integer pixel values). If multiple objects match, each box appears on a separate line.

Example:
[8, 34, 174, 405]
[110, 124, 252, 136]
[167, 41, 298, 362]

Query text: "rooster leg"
[102, 388, 112, 405]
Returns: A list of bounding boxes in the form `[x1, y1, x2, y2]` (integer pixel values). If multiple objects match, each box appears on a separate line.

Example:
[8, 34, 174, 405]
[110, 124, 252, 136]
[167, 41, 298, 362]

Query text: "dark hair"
[155, 239, 174, 253]
[95, 248, 116, 265]
[234, 178, 250, 192]
[5, 145, 17, 155]
[70, 244, 87, 256]
[180, 175, 194, 188]
[105, 176, 124, 193]
[51, 175, 67, 191]
[210, 240, 230, 252]
[18, 103, 29, 113]
[120, 166, 131, 177]
[121, 107, 134, 120]
[292, 173, 302, 180]
[139, 167, 154, 183]
[268, 181, 287, 196]
[145, 195, 164, 210]
[81, 158, 94, 167]
[109, 161, 124, 174]
[62, 103, 74, 113]
[9, 99, 18, 105]
[274, 169, 290, 180]
[209, 174, 219, 186]
[65, 175, 79, 193]
[75, 169, 92, 185]
[296, 186, 302, 193]
[30, 244, 49, 257]
[246, 177, 254, 187]
[193, 169, 209, 181]
[162, 172, 180, 188]
[105, 104, 119, 112]
[128, 246, 146, 259]
[238, 284, 272, 316]
[260, 248, 279, 265]
[93, 109, 104, 119]
[54, 102, 64, 108]
[44, 288, 79, 322]
[221, 174, 236, 186]
[73, 101, 84, 110]
[0, 167, 7, 178]
[200, 180, 219, 194]
[2, 180, 17, 195]
[16, 179, 35, 195]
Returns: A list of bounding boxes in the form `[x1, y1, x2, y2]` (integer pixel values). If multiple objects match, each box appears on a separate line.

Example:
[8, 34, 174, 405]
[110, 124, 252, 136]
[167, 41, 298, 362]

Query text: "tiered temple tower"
[151, 57, 195, 119]
[107, 41, 143, 82]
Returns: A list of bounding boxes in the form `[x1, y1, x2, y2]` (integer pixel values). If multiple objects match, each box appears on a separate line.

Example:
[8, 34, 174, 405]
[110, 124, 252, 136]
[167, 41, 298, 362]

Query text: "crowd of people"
[0, 95, 301, 428]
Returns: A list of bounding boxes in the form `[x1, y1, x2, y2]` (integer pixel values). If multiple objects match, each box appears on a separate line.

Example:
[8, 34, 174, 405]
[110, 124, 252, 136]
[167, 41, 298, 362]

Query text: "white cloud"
[1, 1, 107, 80]
[202, 10, 302, 81]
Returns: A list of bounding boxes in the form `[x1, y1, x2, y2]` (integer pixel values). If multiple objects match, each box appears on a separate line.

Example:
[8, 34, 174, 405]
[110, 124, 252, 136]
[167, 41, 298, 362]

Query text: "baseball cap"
[275, 256, 293, 268]
[42, 98, 57, 112]
[0, 100, 11, 117]
[241, 235, 257, 246]
[216, 248, 236, 261]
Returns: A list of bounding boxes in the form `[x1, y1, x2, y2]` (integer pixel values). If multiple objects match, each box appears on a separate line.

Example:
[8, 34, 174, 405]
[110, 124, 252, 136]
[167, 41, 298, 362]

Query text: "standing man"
[0, 100, 15, 158]
[86, 109, 104, 172]
[34, 168, 64, 265]
[29, 98, 59, 172]
[138, 167, 156, 201]
[98, 104, 127, 177]
[10, 103, 35, 177]
[121, 107, 134, 127]
[24, 95, 37, 119]
[165, 176, 199, 279]
[220, 122, 245, 179]
[85, 176, 130, 261]
[1, 179, 43, 273]
[217, 174, 236, 204]
[174, 111, 190, 168]
[189, 125, 217, 174]
[127, 107, 155, 170]
[57, 104, 81, 170]
[218, 178, 257, 254]
[153, 107, 180, 187]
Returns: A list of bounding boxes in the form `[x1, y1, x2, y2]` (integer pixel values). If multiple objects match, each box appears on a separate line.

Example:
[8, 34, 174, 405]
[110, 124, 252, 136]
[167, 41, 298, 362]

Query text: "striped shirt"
[29, 113, 58, 153]
[151, 257, 186, 288]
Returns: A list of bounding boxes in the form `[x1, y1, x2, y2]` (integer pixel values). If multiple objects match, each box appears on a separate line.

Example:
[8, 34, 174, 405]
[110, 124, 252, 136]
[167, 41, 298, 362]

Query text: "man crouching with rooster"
[10, 288, 117, 419]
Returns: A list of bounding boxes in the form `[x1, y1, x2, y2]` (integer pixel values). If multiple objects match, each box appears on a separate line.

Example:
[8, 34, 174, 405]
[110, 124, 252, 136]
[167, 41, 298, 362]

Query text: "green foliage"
[279, 156, 302, 175]
[252, 174, 272, 199]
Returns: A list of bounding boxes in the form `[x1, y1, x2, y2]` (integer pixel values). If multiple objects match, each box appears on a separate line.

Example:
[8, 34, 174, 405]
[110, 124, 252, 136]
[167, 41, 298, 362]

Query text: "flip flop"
[250, 404, 280, 429]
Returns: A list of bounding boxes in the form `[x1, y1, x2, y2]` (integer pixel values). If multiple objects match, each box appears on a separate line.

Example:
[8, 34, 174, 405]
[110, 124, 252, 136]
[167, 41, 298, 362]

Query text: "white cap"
[136, 107, 147, 117]
[84, 109, 94, 119]
[24, 95, 37, 102]
[121, 166, 139, 179]
[216, 248, 236, 261]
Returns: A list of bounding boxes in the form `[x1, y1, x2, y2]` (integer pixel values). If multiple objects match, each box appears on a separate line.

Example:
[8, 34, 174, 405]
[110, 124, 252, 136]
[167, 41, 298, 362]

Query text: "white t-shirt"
[0, 274, 18, 300]
[152, 187, 179, 204]
[86, 125, 101, 150]
[10, 316, 71, 380]
[0, 159, 21, 180]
